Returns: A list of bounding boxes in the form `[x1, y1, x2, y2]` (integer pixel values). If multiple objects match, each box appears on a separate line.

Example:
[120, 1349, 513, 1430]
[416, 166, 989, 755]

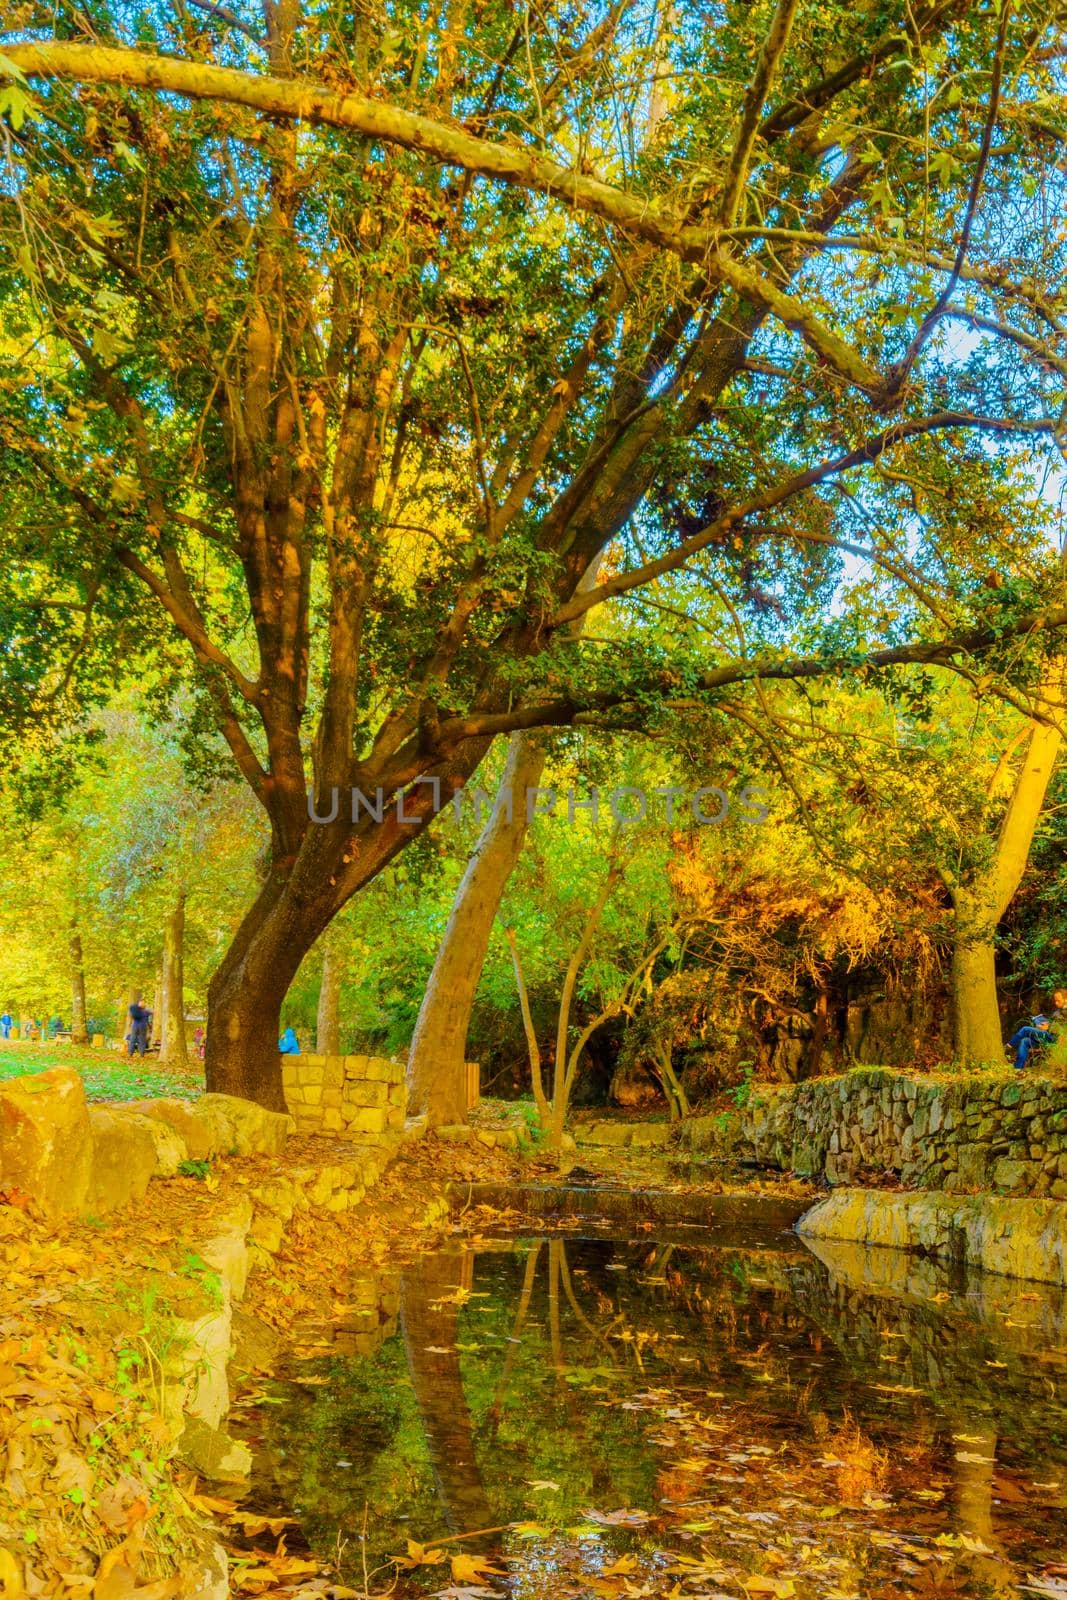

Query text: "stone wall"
[282, 1052, 407, 1138]
[0, 1066, 292, 1216]
[682, 1067, 1067, 1198]
[799, 1189, 1067, 1287]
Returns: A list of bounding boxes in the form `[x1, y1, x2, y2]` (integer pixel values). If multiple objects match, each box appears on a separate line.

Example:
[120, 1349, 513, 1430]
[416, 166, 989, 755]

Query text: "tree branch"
[549, 411, 1056, 628]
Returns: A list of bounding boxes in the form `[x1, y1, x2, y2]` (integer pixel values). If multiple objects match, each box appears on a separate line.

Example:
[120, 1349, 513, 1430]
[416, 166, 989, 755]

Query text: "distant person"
[128, 1000, 150, 1058]
[1007, 1014, 1052, 1071]
[193, 1025, 205, 1061]
[0, 1012, 11, 1040]
[279, 1027, 300, 1055]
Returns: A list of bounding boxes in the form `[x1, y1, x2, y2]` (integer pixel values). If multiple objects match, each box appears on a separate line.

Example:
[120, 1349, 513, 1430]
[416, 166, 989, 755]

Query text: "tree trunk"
[204, 733, 496, 1108]
[160, 891, 189, 1068]
[316, 941, 341, 1054]
[69, 926, 88, 1045]
[407, 733, 547, 1124]
[151, 970, 163, 1049]
[951, 893, 1006, 1066]
[204, 869, 337, 1109]
[949, 674, 1064, 1065]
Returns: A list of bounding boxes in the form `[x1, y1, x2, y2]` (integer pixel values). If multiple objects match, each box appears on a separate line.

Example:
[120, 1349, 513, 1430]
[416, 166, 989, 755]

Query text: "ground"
[0, 1121, 522, 1597]
[0, 1040, 202, 1102]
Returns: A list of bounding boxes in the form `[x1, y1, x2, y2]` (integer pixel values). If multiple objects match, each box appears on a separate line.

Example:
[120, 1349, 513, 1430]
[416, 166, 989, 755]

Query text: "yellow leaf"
[450, 1554, 506, 1584]
[602, 1555, 639, 1576]
[745, 1580, 795, 1598]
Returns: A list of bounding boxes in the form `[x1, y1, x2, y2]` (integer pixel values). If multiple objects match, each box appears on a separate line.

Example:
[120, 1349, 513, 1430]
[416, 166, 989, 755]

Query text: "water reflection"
[239, 1227, 1067, 1598]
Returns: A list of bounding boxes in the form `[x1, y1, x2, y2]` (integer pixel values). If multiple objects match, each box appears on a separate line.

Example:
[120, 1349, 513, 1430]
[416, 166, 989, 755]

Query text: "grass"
[0, 1040, 202, 1102]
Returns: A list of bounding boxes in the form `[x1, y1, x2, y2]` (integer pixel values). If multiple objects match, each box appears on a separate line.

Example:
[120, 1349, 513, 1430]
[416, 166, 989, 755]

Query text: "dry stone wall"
[682, 1068, 1067, 1198]
[282, 1052, 407, 1137]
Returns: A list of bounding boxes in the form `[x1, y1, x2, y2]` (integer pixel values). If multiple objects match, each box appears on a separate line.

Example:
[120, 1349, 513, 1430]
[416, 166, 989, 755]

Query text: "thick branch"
[438, 602, 1067, 741]
[549, 411, 1057, 627]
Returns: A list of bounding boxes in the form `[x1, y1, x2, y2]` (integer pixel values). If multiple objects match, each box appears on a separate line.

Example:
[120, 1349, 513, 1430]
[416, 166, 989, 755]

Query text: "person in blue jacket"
[0, 1011, 11, 1040]
[1007, 1014, 1052, 1070]
[279, 1026, 300, 1055]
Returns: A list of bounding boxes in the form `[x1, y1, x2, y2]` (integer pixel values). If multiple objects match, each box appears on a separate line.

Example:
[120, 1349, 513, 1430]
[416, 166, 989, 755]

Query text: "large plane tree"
[1, 0, 1065, 1106]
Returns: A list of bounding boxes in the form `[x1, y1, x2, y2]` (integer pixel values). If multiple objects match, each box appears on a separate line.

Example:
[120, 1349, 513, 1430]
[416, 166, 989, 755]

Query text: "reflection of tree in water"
[400, 1249, 497, 1539]
[243, 1233, 1067, 1596]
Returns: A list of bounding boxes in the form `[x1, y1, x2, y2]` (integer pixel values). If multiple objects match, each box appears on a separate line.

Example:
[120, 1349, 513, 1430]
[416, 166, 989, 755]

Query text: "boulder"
[84, 1107, 164, 1213]
[0, 1067, 93, 1214]
[128, 1097, 217, 1160]
[197, 1094, 293, 1155]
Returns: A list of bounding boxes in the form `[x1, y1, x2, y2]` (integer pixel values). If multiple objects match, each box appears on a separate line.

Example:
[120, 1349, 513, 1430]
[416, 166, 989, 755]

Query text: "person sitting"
[279, 1026, 300, 1056]
[1007, 1014, 1052, 1071]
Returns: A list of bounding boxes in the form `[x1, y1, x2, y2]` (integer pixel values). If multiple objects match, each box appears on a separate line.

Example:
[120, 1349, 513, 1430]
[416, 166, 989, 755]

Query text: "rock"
[197, 1094, 293, 1155]
[0, 1067, 93, 1214]
[128, 1098, 217, 1161]
[84, 1106, 168, 1213]
[629, 1122, 671, 1147]
[798, 1188, 1067, 1286]
[578, 1122, 632, 1148]
[609, 1060, 662, 1108]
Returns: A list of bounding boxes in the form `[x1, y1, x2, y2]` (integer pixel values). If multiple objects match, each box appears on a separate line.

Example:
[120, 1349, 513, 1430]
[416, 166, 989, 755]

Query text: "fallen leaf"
[450, 1555, 506, 1584]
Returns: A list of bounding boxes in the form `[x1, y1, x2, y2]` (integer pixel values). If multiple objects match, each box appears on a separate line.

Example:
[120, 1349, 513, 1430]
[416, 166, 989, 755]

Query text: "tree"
[944, 666, 1065, 1061]
[407, 732, 547, 1124]
[2, 0, 1066, 1107]
[315, 938, 341, 1055]
[159, 888, 189, 1066]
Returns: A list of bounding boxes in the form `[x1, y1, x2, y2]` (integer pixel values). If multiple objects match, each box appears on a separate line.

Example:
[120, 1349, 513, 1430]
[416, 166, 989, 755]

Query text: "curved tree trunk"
[69, 925, 88, 1045]
[160, 891, 189, 1068]
[949, 676, 1064, 1065]
[407, 733, 547, 1124]
[316, 941, 341, 1054]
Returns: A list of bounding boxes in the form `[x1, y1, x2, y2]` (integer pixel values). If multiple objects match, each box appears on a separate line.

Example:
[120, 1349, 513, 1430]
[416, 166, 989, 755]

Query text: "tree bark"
[160, 891, 189, 1068]
[407, 733, 547, 1124]
[69, 926, 88, 1045]
[316, 941, 341, 1054]
[151, 970, 163, 1049]
[950, 894, 1006, 1065]
[949, 675, 1064, 1065]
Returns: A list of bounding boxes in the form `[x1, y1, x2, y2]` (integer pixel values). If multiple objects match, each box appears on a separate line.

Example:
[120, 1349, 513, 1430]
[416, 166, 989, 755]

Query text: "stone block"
[387, 1081, 408, 1108]
[303, 1084, 322, 1107]
[343, 1080, 390, 1109]
[356, 1057, 402, 1083]
[129, 1097, 213, 1160]
[322, 1108, 344, 1132]
[992, 1157, 1033, 1194]
[197, 1094, 293, 1155]
[346, 1107, 387, 1136]
[85, 1106, 163, 1213]
[953, 1142, 989, 1189]
[300, 1063, 325, 1086]
[322, 1087, 343, 1109]
[0, 1067, 93, 1215]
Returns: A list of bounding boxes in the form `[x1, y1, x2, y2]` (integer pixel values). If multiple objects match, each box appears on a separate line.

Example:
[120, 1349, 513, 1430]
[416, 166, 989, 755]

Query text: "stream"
[234, 1212, 1067, 1598]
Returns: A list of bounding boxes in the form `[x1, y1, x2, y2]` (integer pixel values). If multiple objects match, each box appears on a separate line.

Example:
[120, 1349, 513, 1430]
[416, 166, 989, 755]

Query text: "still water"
[237, 1221, 1067, 1598]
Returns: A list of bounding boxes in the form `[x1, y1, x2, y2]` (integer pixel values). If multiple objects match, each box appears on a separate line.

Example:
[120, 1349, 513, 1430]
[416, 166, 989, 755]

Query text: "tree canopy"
[1, 0, 1066, 1102]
